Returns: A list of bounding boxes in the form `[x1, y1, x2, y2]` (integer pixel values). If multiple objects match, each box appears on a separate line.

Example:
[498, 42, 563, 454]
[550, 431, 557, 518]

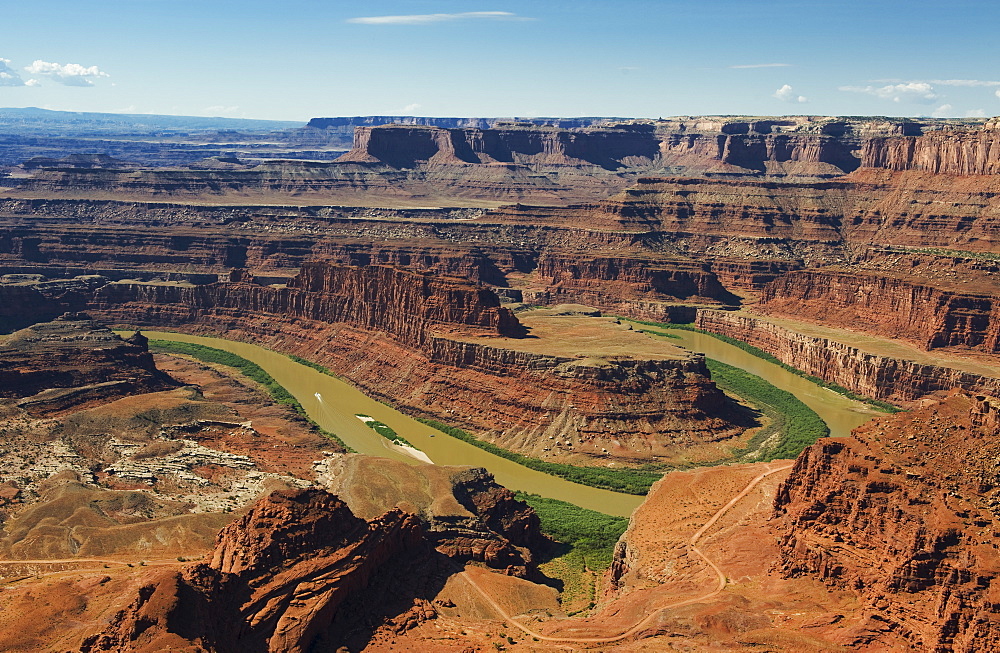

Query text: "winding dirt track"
[462, 462, 794, 645]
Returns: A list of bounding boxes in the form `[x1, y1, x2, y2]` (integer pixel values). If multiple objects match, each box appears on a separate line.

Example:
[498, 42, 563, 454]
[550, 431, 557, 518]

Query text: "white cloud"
[966, 109, 986, 117]
[400, 103, 421, 113]
[996, 89, 1000, 100]
[347, 11, 529, 25]
[840, 82, 940, 104]
[931, 104, 954, 118]
[773, 84, 807, 103]
[930, 79, 1000, 87]
[0, 58, 25, 86]
[25, 78, 40, 87]
[24, 60, 109, 86]
[731, 63, 791, 69]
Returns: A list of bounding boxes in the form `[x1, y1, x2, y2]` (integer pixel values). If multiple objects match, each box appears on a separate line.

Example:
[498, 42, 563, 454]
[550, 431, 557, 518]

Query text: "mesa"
[2, 109, 1000, 652]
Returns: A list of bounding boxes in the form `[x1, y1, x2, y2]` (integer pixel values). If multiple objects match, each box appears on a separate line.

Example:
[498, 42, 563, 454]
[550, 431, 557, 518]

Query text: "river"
[665, 329, 882, 438]
[142, 331, 645, 517]
[140, 328, 881, 517]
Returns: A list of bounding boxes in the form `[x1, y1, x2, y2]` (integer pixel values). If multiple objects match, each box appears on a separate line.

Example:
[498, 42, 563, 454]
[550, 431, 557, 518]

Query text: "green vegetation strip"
[630, 319, 900, 413]
[516, 491, 629, 570]
[635, 327, 681, 340]
[288, 354, 338, 377]
[149, 339, 353, 452]
[355, 414, 417, 449]
[516, 491, 628, 611]
[706, 358, 829, 461]
[417, 418, 661, 495]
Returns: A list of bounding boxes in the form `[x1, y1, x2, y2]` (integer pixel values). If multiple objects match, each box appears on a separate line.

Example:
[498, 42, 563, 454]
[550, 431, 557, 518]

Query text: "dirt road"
[461, 461, 794, 644]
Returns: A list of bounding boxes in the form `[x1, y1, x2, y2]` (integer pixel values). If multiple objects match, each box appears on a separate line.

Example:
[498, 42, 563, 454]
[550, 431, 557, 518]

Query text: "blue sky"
[2, 0, 998, 121]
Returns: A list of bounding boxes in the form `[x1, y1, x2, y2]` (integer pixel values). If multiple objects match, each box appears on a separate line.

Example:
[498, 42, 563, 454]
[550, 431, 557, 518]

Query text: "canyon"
[81, 264, 743, 465]
[3, 113, 1000, 651]
[0, 316, 561, 651]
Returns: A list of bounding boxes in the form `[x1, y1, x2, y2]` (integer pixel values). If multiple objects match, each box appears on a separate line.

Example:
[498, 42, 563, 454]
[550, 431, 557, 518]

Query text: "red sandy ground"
[357, 461, 882, 652]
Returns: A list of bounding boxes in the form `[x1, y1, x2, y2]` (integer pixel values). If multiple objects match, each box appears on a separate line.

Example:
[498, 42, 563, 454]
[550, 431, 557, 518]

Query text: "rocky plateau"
[4, 113, 1000, 651]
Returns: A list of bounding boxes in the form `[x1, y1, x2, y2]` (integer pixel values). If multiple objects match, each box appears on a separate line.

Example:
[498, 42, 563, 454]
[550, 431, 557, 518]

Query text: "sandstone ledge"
[695, 309, 1000, 404]
[85, 264, 743, 462]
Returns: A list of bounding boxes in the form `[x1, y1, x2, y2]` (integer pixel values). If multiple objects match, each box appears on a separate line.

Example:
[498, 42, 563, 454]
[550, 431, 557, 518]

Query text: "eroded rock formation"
[862, 127, 1000, 175]
[81, 489, 430, 652]
[695, 309, 1000, 404]
[92, 262, 519, 345]
[523, 253, 739, 309]
[337, 117, 985, 178]
[0, 313, 175, 413]
[86, 262, 741, 461]
[338, 123, 662, 170]
[758, 267, 1000, 352]
[6, 120, 1000, 449]
[81, 484, 548, 653]
[774, 393, 1000, 651]
[318, 455, 549, 577]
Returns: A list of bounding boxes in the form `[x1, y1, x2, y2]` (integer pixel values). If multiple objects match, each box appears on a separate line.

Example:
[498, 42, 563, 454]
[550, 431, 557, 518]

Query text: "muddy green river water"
[665, 329, 882, 438]
[142, 329, 881, 517]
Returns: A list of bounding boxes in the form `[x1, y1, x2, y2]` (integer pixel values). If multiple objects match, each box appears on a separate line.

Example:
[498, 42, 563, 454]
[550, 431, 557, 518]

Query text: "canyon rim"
[2, 0, 1000, 634]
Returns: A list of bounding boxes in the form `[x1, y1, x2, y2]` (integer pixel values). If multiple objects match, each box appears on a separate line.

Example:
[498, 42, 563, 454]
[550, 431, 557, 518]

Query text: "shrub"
[515, 491, 629, 570]
[418, 418, 661, 495]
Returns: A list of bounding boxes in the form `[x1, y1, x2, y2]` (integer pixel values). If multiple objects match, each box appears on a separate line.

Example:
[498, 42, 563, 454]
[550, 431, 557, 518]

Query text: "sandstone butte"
[81, 480, 552, 653]
[2, 114, 1000, 651]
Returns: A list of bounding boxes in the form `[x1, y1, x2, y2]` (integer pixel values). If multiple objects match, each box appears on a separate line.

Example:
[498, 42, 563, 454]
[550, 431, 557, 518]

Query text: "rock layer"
[758, 268, 1000, 352]
[339, 123, 662, 170]
[94, 262, 520, 346]
[862, 127, 1000, 175]
[318, 455, 549, 577]
[0, 313, 175, 413]
[695, 309, 1000, 404]
[526, 252, 739, 307]
[81, 485, 547, 653]
[86, 262, 740, 460]
[81, 489, 430, 653]
[774, 393, 1000, 651]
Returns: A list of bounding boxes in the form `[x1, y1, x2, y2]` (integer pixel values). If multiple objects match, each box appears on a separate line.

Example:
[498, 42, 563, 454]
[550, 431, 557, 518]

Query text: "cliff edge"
[773, 393, 1000, 651]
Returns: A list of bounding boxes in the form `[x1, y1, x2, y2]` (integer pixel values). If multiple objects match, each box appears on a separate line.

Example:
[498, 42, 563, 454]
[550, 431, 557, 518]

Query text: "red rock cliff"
[81, 485, 550, 653]
[532, 253, 737, 304]
[773, 393, 1000, 651]
[582, 176, 855, 264]
[92, 262, 522, 349]
[288, 262, 521, 339]
[81, 489, 429, 653]
[338, 124, 661, 170]
[0, 313, 175, 413]
[757, 268, 1000, 352]
[695, 309, 1000, 404]
[87, 263, 742, 460]
[659, 131, 859, 176]
[862, 124, 1000, 175]
[309, 240, 513, 285]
